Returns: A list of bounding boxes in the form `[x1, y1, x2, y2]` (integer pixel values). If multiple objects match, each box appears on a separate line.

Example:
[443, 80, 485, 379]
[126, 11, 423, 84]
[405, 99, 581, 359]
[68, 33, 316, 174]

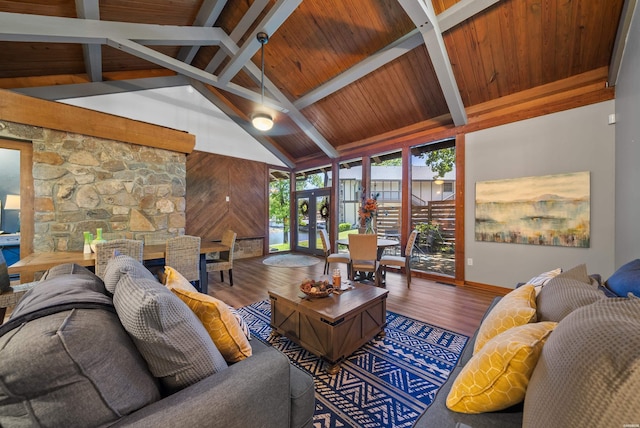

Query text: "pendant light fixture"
[252, 32, 274, 131]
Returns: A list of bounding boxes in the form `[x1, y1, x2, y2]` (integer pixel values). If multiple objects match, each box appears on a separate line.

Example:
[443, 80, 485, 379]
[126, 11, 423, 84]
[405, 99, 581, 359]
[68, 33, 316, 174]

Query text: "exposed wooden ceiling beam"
[0, 12, 289, 110]
[14, 75, 191, 100]
[104, 38, 288, 114]
[199, 2, 338, 158]
[75, 0, 102, 82]
[217, 0, 302, 85]
[0, 0, 502, 161]
[294, 0, 500, 111]
[609, 0, 637, 86]
[205, 0, 269, 73]
[0, 8, 335, 158]
[438, 0, 501, 31]
[108, 38, 222, 85]
[0, 12, 230, 45]
[104, 38, 282, 111]
[177, 0, 228, 64]
[398, 0, 467, 126]
[196, 0, 339, 159]
[294, 29, 424, 110]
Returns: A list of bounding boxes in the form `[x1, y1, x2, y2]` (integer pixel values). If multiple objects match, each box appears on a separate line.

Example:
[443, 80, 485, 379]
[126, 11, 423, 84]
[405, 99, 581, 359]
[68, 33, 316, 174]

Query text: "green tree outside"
[418, 147, 455, 179]
[269, 177, 290, 244]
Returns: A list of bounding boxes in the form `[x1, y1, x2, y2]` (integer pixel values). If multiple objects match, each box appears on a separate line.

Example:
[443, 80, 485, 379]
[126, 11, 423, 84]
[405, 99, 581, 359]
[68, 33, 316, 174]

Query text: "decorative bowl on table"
[300, 278, 334, 298]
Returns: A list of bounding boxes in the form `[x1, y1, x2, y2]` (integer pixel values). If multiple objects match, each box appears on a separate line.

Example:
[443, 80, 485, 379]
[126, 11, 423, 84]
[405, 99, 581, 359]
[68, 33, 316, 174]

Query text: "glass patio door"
[410, 139, 456, 278]
[294, 189, 329, 255]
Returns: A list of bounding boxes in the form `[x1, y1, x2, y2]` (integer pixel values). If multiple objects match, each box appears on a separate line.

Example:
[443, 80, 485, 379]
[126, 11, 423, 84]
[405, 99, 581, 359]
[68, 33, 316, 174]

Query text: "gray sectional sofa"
[413, 263, 640, 428]
[0, 258, 315, 428]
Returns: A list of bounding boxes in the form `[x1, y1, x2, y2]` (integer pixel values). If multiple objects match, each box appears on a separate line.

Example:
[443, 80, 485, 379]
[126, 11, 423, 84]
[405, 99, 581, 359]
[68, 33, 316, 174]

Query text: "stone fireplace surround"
[3, 121, 186, 253]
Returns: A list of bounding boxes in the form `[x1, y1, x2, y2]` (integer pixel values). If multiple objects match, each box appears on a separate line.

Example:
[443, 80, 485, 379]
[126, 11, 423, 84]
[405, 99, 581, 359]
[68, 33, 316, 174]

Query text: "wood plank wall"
[185, 151, 267, 243]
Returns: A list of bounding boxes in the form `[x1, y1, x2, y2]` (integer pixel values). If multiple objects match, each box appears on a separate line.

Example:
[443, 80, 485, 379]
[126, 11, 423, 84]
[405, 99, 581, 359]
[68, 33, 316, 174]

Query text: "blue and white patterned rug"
[238, 300, 468, 428]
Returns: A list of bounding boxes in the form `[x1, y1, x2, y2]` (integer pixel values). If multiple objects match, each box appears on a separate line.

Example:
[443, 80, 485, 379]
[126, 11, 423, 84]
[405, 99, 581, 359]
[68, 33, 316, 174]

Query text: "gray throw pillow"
[9, 271, 112, 323]
[523, 297, 640, 427]
[111, 273, 228, 393]
[536, 265, 605, 322]
[0, 309, 161, 428]
[39, 262, 96, 281]
[553, 263, 591, 284]
[103, 255, 157, 293]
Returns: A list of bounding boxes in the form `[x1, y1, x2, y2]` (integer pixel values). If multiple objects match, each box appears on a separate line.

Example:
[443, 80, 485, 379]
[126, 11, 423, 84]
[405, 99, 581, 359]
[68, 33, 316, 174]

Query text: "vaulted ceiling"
[0, 0, 632, 169]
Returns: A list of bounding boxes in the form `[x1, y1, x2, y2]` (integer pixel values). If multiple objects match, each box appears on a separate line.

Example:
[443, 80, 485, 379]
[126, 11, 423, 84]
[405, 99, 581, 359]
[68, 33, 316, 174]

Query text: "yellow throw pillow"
[446, 321, 557, 413]
[163, 266, 199, 293]
[171, 288, 252, 363]
[473, 284, 537, 354]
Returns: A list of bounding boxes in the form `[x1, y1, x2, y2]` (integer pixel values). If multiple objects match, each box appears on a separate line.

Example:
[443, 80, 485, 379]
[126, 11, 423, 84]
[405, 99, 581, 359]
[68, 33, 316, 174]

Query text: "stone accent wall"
[2, 121, 186, 252]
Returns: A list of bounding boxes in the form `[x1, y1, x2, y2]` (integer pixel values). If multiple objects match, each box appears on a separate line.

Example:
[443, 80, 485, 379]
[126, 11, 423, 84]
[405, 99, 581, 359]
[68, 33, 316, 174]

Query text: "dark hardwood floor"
[206, 254, 503, 337]
[4, 254, 503, 335]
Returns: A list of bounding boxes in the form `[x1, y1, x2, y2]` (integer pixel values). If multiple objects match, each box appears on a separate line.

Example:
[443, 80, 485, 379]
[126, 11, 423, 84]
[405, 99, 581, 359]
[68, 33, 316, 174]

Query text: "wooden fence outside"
[375, 200, 456, 250]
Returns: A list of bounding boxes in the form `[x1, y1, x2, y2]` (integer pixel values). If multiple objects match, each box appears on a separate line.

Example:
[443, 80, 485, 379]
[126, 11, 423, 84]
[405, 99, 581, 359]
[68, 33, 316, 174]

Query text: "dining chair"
[206, 230, 237, 286]
[143, 232, 176, 245]
[101, 232, 128, 241]
[383, 224, 401, 256]
[95, 239, 144, 279]
[379, 229, 419, 287]
[318, 229, 351, 278]
[348, 233, 380, 286]
[165, 235, 201, 287]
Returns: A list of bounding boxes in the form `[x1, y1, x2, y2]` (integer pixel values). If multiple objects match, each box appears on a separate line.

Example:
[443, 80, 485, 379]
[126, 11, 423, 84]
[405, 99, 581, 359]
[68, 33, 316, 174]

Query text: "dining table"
[336, 237, 400, 284]
[8, 241, 228, 294]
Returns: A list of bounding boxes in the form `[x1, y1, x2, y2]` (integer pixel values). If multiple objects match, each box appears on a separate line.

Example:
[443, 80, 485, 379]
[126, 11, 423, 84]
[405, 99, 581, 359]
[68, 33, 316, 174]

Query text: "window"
[410, 139, 456, 277]
[295, 166, 332, 190]
[371, 151, 402, 255]
[443, 182, 453, 193]
[268, 169, 291, 252]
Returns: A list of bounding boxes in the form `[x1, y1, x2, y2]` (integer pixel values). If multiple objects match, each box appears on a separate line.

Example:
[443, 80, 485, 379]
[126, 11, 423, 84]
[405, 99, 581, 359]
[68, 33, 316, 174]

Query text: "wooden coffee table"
[268, 282, 389, 374]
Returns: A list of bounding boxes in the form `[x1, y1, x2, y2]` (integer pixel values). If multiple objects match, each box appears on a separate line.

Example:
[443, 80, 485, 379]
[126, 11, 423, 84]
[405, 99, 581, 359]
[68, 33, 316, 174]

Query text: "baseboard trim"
[463, 281, 513, 295]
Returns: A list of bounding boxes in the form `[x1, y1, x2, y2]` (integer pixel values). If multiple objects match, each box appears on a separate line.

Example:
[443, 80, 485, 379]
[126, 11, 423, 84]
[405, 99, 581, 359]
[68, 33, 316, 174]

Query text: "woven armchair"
[206, 230, 236, 286]
[95, 239, 144, 279]
[165, 235, 201, 285]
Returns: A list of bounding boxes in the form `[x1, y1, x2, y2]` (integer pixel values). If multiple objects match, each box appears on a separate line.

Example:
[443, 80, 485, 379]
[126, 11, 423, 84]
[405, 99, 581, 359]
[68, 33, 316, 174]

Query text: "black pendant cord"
[257, 32, 269, 107]
[260, 41, 265, 106]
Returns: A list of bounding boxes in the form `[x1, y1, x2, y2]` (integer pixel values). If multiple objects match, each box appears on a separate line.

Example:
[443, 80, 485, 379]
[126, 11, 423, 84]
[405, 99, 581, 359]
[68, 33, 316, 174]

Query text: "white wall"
[61, 85, 287, 167]
[614, 6, 640, 268]
[465, 100, 616, 288]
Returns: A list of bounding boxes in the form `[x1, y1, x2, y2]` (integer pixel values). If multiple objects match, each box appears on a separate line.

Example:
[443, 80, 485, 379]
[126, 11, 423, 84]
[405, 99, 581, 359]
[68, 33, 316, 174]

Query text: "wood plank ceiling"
[0, 0, 630, 169]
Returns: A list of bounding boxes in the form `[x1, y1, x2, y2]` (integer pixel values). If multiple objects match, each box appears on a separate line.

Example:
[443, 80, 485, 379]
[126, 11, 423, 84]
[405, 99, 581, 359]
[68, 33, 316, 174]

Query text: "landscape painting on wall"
[475, 171, 590, 247]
